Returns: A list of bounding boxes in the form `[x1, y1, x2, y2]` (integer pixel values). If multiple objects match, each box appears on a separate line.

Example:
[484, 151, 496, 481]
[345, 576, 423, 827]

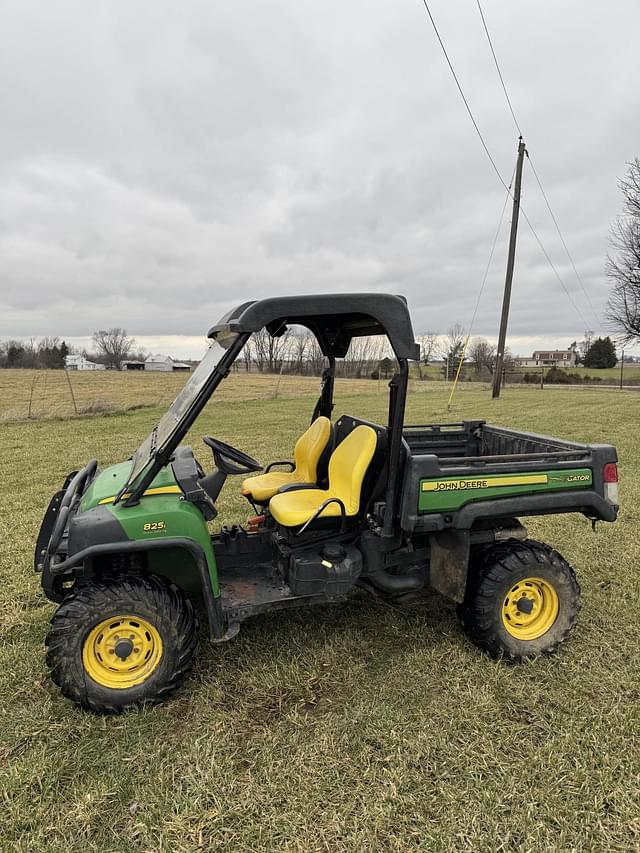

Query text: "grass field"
[2, 364, 637, 423]
[564, 365, 640, 380]
[1, 374, 639, 851]
[0, 368, 386, 422]
[508, 365, 640, 384]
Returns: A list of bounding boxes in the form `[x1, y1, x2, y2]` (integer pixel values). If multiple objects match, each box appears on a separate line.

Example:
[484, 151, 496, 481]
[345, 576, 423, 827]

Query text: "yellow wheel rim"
[501, 577, 559, 641]
[82, 615, 163, 689]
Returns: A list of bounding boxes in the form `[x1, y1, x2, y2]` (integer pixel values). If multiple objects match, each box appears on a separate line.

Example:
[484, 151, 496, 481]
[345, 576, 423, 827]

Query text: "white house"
[65, 354, 105, 371]
[532, 349, 578, 367]
[514, 348, 578, 369]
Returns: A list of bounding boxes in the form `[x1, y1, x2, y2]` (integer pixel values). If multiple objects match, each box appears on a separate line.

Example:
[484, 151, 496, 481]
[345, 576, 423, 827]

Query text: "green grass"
[565, 365, 640, 381]
[511, 365, 640, 382]
[1, 379, 639, 851]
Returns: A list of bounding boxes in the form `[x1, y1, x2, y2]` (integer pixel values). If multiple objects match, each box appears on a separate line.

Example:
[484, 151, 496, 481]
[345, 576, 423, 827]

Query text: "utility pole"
[620, 349, 624, 390]
[492, 137, 526, 399]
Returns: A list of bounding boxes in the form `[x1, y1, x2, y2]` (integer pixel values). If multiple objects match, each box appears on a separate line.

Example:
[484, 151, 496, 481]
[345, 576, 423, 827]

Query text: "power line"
[474, 0, 523, 137]
[519, 206, 592, 330]
[418, 0, 593, 333]
[474, 0, 601, 329]
[466, 176, 514, 337]
[526, 154, 601, 327]
[418, 0, 510, 192]
[448, 178, 513, 410]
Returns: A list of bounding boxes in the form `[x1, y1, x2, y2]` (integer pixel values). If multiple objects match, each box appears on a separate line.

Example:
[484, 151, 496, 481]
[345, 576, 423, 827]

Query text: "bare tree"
[240, 337, 254, 372]
[306, 333, 326, 376]
[250, 328, 289, 373]
[468, 337, 496, 374]
[576, 331, 594, 365]
[439, 324, 465, 359]
[92, 328, 135, 370]
[440, 324, 466, 379]
[417, 332, 439, 365]
[415, 332, 439, 379]
[342, 335, 389, 378]
[289, 330, 309, 375]
[502, 348, 516, 375]
[251, 330, 267, 373]
[607, 158, 640, 343]
[129, 347, 149, 363]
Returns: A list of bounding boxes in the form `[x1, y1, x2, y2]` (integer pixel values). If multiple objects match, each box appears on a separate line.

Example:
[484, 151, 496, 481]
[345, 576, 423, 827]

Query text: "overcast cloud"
[1, 0, 639, 358]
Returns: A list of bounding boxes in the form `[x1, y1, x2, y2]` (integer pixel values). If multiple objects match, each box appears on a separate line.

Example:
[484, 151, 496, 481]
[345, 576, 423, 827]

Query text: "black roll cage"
[124, 294, 419, 533]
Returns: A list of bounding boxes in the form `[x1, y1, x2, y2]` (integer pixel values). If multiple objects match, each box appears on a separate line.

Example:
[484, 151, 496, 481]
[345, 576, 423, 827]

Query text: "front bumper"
[35, 459, 97, 600]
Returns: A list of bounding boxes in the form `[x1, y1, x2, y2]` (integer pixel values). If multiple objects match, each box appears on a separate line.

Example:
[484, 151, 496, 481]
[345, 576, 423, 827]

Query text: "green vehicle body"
[80, 462, 219, 595]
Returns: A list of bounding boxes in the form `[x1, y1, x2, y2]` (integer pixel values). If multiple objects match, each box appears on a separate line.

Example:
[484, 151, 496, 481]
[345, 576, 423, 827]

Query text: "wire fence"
[0, 369, 394, 423]
[1, 366, 637, 424]
[0, 369, 181, 422]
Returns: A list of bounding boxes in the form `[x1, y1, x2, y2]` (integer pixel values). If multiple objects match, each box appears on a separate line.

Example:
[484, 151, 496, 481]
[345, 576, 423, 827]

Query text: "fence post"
[273, 360, 285, 399]
[65, 369, 78, 415]
[28, 372, 39, 418]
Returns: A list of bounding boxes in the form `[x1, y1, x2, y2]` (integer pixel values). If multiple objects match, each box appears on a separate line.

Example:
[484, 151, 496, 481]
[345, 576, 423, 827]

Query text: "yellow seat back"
[293, 416, 332, 482]
[327, 425, 378, 515]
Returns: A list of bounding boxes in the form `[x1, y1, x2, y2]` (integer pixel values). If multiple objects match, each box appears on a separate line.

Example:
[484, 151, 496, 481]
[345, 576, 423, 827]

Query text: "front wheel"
[458, 539, 581, 661]
[46, 573, 198, 713]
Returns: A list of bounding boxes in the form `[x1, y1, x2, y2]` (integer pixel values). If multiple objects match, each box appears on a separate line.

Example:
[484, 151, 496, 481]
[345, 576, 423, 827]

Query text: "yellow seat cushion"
[269, 487, 342, 527]
[269, 425, 377, 528]
[241, 416, 331, 503]
[242, 471, 299, 503]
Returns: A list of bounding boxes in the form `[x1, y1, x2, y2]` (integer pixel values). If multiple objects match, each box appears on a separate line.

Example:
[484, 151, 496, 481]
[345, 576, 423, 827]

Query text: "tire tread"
[46, 573, 198, 713]
[459, 538, 581, 662]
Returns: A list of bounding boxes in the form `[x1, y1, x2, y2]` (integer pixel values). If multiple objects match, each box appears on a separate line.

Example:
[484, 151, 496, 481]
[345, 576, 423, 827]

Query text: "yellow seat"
[269, 425, 377, 528]
[241, 416, 332, 503]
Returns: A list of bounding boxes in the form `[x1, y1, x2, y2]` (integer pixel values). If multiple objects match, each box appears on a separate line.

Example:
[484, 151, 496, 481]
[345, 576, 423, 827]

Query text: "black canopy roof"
[208, 293, 420, 360]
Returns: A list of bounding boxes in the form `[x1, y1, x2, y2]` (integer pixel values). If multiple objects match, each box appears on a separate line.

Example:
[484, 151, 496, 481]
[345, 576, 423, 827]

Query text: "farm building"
[64, 354, 105, 371]
[144, 355, 191, 372]
[144, 355, 173, 372]
[123, 360, 145, 371]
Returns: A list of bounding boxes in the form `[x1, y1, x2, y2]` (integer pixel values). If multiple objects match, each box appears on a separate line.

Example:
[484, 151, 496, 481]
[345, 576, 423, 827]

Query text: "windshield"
[121, 331, 239, 494]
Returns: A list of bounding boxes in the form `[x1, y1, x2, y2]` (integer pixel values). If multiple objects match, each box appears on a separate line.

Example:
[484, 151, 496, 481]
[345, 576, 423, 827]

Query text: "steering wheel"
[202, 436, 262, 476]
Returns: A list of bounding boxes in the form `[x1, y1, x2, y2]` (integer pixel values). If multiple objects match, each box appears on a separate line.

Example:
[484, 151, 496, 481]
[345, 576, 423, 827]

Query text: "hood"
[80, 461, 179, 511]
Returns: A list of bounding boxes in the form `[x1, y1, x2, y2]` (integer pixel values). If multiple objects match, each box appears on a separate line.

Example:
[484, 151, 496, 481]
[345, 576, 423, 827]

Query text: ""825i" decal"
[143, 521, 166, 532]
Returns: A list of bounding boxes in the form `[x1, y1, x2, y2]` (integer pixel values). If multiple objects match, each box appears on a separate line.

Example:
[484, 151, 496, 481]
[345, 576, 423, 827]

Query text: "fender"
[47, 537, 225, 640]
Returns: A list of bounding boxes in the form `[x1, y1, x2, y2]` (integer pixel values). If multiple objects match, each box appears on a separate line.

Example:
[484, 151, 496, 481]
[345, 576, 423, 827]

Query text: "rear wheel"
[458, 539, 580, 661]
[46, 573, 198, 713]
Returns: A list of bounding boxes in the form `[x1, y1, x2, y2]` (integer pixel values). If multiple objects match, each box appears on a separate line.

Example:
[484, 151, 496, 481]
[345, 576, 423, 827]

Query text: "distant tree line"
[0, 337, 70, 369]
[239, 328, 393, 378]
[236, 325, 517, 381]
[2, 324, 621, 378]
[0, 328, 147, 370]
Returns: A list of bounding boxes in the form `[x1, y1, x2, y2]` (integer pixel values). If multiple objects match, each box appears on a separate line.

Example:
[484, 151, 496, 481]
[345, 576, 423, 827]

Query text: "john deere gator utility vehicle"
[36, 294, 620, 712]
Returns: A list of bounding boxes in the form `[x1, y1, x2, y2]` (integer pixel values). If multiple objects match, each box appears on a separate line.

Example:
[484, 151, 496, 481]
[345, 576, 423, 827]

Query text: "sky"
[1, 0, 639, 360]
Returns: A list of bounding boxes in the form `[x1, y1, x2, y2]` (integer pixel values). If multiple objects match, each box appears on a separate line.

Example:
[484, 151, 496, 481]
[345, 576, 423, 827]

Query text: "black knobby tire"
[458, 538, 581, 661]
[46, 573, 198, 713]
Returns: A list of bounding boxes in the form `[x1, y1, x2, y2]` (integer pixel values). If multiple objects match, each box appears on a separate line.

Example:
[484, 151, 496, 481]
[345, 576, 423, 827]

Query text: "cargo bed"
[399, 420, 618, 533]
